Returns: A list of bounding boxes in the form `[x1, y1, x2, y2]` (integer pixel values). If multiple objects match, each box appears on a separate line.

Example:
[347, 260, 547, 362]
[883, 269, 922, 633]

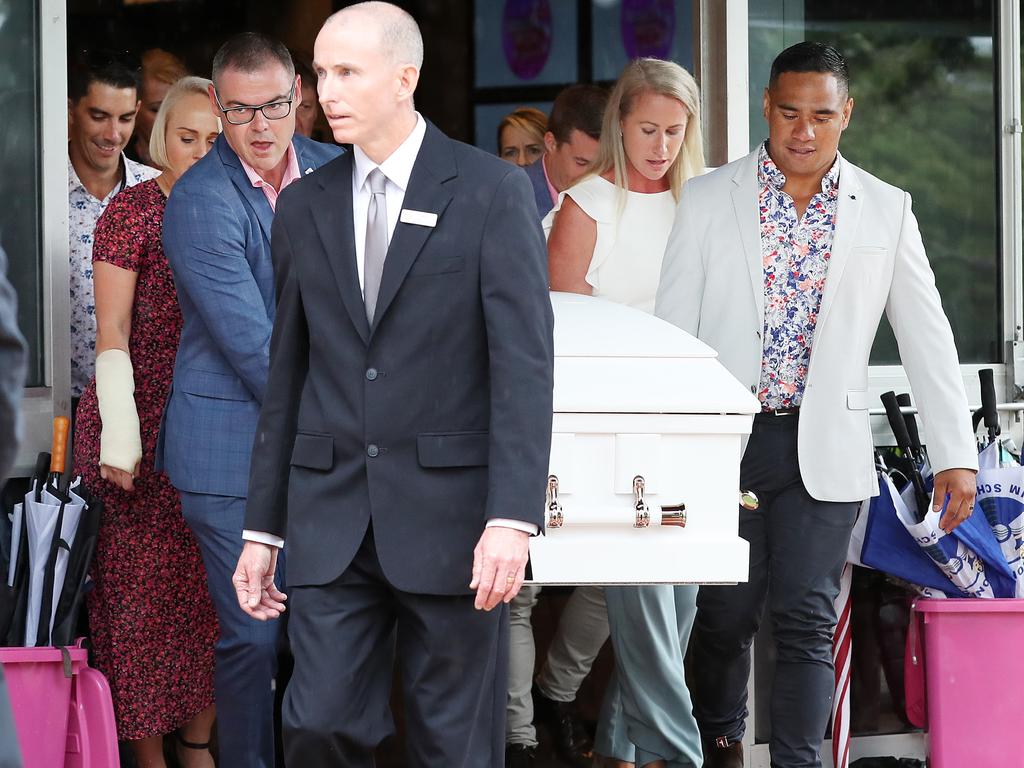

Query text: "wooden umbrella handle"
[50, 416, 70, 475]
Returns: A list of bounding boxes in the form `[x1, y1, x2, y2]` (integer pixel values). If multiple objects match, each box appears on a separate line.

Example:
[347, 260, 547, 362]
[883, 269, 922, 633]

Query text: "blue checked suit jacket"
[158, 134, 343, 498]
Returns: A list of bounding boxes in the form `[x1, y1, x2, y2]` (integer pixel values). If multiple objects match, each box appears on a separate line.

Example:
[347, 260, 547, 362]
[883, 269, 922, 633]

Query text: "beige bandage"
[96, 348, 142, 473]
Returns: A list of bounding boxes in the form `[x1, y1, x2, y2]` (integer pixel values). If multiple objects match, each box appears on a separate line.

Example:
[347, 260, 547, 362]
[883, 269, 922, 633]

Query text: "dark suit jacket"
[245, 121, 554, 595]
[160, 134, 342, 497]
[523, 156, 555, 219]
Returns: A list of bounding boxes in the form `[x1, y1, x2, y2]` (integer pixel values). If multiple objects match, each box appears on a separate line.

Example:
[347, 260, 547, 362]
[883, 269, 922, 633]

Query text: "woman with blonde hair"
[74, 75, 221, 768]
[546, 58, 705, 768]
[497, 105, 547, 166]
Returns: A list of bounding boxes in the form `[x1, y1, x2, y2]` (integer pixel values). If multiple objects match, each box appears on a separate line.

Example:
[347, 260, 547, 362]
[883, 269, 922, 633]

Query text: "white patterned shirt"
[68, 155, 159, 397]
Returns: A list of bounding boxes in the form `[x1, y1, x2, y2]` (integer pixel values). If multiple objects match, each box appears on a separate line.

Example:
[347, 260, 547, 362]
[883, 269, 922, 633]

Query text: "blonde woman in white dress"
[546, 58, 705, 768]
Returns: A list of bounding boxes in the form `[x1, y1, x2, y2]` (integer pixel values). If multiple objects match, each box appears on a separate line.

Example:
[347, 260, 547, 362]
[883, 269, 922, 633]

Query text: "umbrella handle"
[978, 368, 1000, 440]
[881, 391, 915, 457]
[896, 392, 923, 461]
[49, 416, 70, 475]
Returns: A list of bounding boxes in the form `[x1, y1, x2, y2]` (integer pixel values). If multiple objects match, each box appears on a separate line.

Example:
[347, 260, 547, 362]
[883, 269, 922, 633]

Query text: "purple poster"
[502, 0, 553, 80]
[621, 0, 676, 60]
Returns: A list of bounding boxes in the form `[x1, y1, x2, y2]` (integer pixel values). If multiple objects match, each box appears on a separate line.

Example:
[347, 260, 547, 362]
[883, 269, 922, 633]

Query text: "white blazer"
[655, 148, 978, 502]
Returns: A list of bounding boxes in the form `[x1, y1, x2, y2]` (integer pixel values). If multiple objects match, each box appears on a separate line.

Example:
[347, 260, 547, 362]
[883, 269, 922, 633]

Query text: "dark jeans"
[691, 413, 858, 768]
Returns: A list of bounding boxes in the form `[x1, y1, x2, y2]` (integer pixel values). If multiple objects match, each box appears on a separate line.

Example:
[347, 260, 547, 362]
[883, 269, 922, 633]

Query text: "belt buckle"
[767, 406, 798, 416]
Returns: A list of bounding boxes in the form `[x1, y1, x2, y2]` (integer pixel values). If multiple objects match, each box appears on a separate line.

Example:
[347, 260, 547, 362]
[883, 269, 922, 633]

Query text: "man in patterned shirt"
[657, 42, 978, 768]
[67, 50, 159, 405]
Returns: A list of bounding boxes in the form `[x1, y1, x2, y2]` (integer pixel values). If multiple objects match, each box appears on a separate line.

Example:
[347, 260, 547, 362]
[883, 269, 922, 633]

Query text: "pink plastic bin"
[0, 640, 117, 768]
[916, 598, 1024, 768]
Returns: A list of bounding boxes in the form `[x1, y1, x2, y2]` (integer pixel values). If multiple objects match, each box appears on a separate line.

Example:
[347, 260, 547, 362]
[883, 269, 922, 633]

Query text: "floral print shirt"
[68, 155, 159, 397]
[756, 142, 840, 410]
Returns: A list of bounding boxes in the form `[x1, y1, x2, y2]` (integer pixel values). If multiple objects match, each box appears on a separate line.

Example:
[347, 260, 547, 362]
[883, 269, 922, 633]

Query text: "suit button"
[366, 367, 378, 381]
[367, 444, 379, 458]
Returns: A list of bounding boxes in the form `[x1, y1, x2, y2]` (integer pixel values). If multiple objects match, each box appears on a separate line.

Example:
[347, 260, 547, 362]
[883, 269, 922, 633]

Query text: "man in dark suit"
[233, 3, 554, 766]
[522, 84, 606, 219]
[160, 33, 341, 768]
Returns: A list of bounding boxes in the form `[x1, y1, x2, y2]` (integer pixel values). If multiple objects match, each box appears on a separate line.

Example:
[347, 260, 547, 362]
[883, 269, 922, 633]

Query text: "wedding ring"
[505, 574, 515, 584]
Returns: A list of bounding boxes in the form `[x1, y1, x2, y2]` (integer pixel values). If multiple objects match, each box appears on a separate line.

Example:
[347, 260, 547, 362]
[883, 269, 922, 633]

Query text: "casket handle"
[660, 502, 687, 528]
[546, 475, 564, 529]
[633, 475, 651, 528]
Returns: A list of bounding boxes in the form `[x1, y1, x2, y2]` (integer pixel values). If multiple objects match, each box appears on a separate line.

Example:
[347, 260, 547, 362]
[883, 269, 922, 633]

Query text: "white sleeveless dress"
[543, 174, 676, 314]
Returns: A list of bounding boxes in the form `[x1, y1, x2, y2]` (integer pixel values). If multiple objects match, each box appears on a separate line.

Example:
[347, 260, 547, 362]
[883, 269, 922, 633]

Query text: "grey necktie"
[363, 168, 388, 323]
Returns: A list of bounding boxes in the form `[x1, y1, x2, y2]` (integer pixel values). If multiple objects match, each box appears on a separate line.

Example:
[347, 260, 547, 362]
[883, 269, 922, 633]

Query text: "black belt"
[757, 406, 800, 417]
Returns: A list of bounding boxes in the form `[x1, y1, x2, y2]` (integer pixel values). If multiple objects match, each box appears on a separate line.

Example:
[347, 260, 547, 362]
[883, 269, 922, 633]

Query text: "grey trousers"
[506, 585, 610, 747]
[598, 585, 703, 768]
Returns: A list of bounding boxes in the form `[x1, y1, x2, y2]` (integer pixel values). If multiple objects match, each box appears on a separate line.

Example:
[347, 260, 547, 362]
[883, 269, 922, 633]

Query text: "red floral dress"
[74, 179, 218, 741]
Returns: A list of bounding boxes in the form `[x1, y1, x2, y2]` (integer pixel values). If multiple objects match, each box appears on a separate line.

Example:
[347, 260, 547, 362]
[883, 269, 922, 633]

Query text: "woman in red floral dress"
[74, 77, 221, 768]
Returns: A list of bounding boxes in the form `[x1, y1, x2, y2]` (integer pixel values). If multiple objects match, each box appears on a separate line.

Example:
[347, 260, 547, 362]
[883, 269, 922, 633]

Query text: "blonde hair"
[149, 76, 217, 170]
[497, 106, 547, 153]
[588, 58, 704, 204]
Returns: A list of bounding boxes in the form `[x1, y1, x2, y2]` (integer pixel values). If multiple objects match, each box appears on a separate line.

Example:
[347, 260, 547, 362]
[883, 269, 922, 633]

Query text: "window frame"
[14, 0, 69, 477]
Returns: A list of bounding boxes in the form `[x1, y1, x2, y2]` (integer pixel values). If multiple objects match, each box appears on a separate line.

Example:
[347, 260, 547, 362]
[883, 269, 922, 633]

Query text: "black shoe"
[505, 743, 538, 768]
[702, 737, 743, 768]
[532, 685, 593, 768]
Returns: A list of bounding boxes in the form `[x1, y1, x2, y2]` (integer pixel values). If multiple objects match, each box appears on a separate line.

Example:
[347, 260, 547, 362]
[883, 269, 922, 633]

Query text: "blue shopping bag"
[861, 470, 1015, 598]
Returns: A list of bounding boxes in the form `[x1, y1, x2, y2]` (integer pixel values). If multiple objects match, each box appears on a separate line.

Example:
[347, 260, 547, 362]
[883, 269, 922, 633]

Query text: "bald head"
[324, 2, 423, 70]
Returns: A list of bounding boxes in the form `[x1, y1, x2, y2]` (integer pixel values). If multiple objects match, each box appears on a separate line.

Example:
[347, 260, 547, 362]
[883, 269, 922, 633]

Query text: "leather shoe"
[506, 743, 538, 767]
[702, 737, 743, 768]
[532, 685, 593, 767]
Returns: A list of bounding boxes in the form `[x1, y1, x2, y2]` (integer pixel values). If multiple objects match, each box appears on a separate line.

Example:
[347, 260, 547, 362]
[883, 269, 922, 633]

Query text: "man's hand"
[470, 527, 530, 611]
[233, 541, 287, 620]
[934, 468, 978, 533]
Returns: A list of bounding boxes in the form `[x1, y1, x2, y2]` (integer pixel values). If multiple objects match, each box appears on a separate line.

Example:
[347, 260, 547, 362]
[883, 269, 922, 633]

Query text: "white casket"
[527, 293, 760, 585]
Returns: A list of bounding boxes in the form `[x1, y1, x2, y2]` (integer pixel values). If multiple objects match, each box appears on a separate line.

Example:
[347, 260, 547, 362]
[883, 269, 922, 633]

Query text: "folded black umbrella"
[49, 484, 101, 648]
[0, 451, 48, 645]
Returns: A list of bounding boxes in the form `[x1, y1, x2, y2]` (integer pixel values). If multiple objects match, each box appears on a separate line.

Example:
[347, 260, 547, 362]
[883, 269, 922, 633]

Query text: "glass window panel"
[591, 0, 695, 81]
[474, 0, 579, 88]
[748, 0, 999, 364]
[0, 1, 43, 386]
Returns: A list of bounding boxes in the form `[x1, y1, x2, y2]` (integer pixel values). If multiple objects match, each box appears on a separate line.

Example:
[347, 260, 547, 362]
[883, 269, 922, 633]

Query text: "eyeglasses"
[214, 84, 295, 125]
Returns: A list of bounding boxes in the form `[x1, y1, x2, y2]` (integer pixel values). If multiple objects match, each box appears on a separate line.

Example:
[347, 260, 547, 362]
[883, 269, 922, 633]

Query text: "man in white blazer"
[656, 42, 978, 768]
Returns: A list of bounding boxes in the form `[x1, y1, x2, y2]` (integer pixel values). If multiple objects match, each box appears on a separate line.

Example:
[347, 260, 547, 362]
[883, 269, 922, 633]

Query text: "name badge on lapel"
[400, 209, 438, 227]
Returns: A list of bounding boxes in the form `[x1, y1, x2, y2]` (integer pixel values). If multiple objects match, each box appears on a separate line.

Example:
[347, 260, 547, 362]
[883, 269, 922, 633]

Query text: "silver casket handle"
[546, 475, 564, 529]
[633, 475, 651, 528]
[544, 473, 690, 529]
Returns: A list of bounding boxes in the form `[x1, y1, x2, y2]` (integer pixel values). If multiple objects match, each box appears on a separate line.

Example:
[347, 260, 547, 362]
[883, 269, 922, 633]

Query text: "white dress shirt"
[244, 113, 535, 549]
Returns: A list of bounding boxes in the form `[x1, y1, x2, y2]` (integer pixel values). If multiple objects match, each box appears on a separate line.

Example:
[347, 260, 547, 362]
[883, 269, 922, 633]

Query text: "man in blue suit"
[159, 33, 341, 768]
[522, 84, 606, 220]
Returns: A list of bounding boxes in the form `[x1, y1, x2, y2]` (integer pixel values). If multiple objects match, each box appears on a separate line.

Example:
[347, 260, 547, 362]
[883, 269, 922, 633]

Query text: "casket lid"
[552, 292, 716, 359]
[551, 292, 760, 415]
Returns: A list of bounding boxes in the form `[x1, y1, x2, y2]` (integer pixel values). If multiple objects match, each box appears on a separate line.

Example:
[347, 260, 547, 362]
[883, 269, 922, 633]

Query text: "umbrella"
[3, 417, 101, 647]
[972, 368, 1024, 596]
[49, 483, 101, 648]
[23, 480, 85, 646]
[858, 392, 1015, 598]
[0, 451, 48, 645]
